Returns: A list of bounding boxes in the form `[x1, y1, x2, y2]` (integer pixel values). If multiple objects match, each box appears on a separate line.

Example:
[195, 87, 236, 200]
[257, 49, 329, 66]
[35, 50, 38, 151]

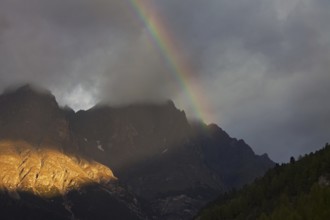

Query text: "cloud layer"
[0, 0, 329, 162]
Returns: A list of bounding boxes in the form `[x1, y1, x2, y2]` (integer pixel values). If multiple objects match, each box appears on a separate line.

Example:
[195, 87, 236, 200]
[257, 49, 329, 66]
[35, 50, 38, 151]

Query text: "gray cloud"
[0, 0, 179, 109]
[174, 0, 330, 162]
[0, 0, 329, 162]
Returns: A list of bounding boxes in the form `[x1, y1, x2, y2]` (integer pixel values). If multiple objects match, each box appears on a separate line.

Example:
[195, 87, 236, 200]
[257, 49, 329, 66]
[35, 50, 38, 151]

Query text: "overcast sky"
[0, 0, 329, 162]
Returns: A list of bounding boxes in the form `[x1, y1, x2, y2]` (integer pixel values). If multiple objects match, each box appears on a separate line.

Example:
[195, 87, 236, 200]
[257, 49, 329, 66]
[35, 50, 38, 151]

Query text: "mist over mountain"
[0, 85, 274, 219]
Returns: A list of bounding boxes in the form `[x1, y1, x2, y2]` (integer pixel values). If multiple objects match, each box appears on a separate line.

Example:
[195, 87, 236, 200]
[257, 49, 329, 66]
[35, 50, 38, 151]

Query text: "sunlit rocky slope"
[0, 140, 114, 197]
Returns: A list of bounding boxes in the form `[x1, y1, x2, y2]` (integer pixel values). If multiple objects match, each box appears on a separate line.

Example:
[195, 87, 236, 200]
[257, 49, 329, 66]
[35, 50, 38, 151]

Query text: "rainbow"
[128, 0, 212, 123]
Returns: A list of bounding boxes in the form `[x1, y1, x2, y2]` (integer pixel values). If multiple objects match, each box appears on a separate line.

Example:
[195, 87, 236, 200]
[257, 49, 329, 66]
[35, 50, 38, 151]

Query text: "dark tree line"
[198, 143, 330, 220]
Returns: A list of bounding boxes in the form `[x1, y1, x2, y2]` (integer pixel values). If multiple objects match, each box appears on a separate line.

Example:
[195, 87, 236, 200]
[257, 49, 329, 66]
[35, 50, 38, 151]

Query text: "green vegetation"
[198, 143, 330, 220]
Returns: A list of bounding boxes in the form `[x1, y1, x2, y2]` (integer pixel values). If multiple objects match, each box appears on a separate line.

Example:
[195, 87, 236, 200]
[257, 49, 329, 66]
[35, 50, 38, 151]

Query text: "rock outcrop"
[0, 140, 115, 197]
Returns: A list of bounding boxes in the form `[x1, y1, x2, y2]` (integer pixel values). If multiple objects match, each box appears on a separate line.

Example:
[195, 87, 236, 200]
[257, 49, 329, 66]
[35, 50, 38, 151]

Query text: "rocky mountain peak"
[0, 85, 75, 151]
[1, 84, 57, 107]
[0, 85, 274, 220]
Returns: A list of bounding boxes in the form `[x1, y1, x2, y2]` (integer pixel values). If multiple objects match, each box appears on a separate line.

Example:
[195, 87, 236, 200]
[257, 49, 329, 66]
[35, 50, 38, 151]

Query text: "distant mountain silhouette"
[0, 84, 274, 220]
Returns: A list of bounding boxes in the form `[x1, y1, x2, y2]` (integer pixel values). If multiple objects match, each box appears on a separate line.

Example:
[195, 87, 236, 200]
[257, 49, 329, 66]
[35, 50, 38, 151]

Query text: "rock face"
[0, 85, 274, 220]
[0, 85, 73, 150]
[71, 103, 223, 197]
[70, 103, 274, 219]
[191, 123, 275, 189]
[0, 140, 114, 197]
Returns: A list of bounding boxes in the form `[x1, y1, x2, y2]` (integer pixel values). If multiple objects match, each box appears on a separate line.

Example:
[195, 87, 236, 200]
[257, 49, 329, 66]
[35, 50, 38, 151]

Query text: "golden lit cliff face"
[0, 141, 116, 197]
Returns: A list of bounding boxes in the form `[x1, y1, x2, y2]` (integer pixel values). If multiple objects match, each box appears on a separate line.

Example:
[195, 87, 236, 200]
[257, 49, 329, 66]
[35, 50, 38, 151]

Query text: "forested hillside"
[197, 143, 330, 220]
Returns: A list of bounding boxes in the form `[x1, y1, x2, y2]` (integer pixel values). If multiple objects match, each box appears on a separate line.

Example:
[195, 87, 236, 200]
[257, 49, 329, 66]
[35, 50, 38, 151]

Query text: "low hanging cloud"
[0, 0, 329, 162]
[0, 0, 180, 109]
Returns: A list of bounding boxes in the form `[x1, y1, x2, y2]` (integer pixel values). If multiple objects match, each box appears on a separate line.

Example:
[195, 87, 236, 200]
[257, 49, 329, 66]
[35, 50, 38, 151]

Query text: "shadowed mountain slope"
[0, 85, 80, 154]
[70, 100, 274, 219]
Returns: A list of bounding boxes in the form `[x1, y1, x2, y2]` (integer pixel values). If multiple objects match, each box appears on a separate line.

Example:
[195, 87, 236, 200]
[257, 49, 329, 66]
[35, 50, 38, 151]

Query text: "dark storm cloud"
[150, 0, 330, 162]
[0, 0, 329, 162]
[163, 0, 330, 162]
[0, 0, 179, 109]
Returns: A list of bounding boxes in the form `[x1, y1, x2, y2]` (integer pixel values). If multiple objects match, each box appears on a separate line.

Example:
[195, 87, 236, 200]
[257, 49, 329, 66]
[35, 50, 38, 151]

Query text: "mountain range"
[0, 85, 274, 220]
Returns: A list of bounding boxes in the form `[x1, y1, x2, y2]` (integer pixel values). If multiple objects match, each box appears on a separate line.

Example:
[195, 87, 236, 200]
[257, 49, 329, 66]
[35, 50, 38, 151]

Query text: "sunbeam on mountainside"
[0, 140, 114, 197]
